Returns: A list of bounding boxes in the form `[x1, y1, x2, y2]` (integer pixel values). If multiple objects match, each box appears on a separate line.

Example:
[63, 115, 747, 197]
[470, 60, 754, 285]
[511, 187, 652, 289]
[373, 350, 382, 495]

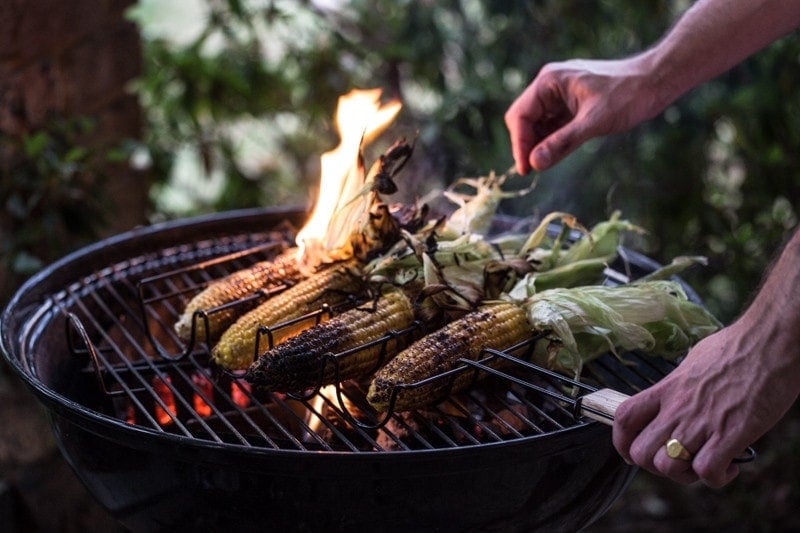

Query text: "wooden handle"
[579, 388, 630, 425]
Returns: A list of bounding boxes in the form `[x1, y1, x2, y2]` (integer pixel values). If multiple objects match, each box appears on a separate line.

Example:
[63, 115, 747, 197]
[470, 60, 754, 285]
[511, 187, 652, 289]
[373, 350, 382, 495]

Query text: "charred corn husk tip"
[366, 301, 530, 412]
[244, 283, 417, 391]
[210, 261, 364, 370]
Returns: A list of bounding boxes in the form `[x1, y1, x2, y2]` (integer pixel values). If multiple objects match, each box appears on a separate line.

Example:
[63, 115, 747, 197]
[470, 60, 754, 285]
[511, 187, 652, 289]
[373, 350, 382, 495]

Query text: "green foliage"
[1, 118, 112, 295]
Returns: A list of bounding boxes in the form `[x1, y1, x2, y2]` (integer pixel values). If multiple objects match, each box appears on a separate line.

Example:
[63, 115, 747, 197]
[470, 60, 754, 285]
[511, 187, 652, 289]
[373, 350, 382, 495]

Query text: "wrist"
[634, 46, 689, 114]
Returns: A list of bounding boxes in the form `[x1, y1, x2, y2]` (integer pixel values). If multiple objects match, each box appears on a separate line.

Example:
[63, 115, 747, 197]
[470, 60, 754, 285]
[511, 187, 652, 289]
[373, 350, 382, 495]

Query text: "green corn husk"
[508, 256, 614, 297]
[635, 255, 708, 282]
[511, 280, 722, 376]
[521, 211, 643, 269]
[554, 211, 642, 267]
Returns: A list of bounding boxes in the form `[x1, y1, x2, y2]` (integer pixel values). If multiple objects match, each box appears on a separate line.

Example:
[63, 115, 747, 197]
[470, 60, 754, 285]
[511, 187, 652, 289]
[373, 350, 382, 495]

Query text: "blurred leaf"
[23, 132, 50, 158]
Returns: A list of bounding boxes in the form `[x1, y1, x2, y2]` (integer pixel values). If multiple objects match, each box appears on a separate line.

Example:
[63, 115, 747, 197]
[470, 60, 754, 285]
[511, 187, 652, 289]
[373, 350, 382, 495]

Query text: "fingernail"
[533, 146, 551, 169]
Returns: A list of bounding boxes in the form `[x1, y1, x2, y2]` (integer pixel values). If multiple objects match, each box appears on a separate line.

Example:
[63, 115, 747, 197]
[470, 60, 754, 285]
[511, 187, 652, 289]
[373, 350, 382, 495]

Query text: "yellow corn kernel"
[367, 301, 529, 412]
[174, 249, 302, 342]
[244, 284, 417, 391]
[211, 261, 363, 370]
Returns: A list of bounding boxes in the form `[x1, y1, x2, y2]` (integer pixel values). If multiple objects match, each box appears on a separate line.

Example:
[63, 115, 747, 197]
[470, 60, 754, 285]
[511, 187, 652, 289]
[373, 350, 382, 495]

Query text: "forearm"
[639, 0, 800, 109]
[733, 228, 800, 378]
[505, 0, 800, 173]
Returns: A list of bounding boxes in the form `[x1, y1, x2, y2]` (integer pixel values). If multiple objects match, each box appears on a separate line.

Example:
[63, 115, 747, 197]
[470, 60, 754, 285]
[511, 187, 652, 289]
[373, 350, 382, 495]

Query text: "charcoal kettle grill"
[1, 207, 696, 532]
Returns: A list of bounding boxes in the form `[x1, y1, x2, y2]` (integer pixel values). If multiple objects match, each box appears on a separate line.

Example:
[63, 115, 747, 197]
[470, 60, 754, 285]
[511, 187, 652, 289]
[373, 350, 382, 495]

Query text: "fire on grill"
[1, 87, 726, 531]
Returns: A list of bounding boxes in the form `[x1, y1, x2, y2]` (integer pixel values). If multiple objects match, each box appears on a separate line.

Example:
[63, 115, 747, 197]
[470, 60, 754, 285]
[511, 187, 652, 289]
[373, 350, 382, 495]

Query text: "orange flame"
[295, 88, 401, 269]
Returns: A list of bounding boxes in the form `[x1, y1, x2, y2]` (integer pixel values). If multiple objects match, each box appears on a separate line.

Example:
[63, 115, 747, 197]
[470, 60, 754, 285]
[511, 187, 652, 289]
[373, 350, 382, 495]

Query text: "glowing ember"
[192, 371, 214, 417]
[152, 375, 177, 425]
[231, 379, 252, 408]
[124, 403, 136, 426]
[295, 88, 402, 269]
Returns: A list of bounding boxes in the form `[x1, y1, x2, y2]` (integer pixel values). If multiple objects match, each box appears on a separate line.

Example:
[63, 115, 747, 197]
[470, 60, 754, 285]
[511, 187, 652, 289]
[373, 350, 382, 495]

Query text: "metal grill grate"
[32, 225, 676, 453]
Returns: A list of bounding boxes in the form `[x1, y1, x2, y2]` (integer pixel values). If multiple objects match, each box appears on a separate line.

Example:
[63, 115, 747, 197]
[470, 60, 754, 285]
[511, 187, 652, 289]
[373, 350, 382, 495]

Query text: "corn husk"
[521, 210, 643, 270]
[506, 212, 642, 299]
[510, 280, 722, 376]
[438, 169, 534, 238]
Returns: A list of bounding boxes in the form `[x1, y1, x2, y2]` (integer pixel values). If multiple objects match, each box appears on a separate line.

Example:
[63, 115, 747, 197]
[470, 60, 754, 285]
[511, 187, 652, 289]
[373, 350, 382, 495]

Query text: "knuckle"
[537, 62, 556, 77]
[504, 108, 521, 128]
[543, 134, 574, 162]
[692, 458, 728, 488]
[613, 398, 634, 424]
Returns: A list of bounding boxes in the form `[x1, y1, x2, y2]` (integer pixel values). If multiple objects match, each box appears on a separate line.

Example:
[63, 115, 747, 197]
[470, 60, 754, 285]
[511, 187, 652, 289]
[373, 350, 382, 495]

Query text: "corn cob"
[244, 283, 419, 392]
[174, 248, 304, 343]
[211, 261, 364, 370]
[367, 301, 530, 412]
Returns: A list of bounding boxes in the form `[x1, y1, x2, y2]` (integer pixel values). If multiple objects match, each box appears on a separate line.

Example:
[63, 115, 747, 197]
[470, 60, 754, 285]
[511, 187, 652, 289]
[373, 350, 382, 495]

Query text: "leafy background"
[2, 0, 799, 529]
[126, 0, 800, 324]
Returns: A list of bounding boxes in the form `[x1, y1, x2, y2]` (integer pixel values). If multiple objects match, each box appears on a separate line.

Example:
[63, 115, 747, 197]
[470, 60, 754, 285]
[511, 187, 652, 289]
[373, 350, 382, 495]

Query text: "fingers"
[528, 118, 591, 171]
[505, 107, 587, 174]
[505, 67, 573, 174]
[612, 388, 660, 464]
[613, 388, 744, 487]
[690, 438, 742, 488]
[650, 436, 741, 487]
[504, 109, 536, 175]
[504, 89, 545, 175]
[505, 69, 595, 174]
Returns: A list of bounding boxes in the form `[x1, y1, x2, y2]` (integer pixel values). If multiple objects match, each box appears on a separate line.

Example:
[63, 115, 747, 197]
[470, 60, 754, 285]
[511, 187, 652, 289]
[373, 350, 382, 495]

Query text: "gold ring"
[665, 438, 693, 461]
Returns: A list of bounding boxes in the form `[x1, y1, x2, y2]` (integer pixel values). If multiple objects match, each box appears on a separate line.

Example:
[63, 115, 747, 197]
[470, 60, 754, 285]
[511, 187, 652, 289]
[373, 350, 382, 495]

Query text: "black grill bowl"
[52, 410, 630, 532]
[2, 207, 651, 532]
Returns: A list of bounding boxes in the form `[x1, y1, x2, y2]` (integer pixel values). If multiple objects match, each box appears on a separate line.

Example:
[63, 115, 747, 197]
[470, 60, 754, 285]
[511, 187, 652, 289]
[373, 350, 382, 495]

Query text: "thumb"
[529, 120, 593, 171]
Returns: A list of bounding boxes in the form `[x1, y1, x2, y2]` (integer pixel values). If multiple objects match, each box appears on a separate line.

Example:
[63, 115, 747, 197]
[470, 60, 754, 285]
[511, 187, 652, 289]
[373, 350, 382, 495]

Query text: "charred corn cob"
[174, 248, 304, 343]
[244, 283, 419, 391]
[367, 301, 530, 412]
[211, 261, 364, 370]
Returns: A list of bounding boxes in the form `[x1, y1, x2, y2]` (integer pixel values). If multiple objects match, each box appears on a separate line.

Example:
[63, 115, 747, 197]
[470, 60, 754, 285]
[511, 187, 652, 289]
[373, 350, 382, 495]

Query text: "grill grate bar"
[77, 272, 308, 448]
[136, 241, 284, 305]
[438, 399, 504, 445]
[379, 415, 429, 451]
[495, 390, 553, 435]
[308, 392, 382, 452]
[406, 408, 463, 449]
[66, 259, 264, 442]
[156, 356, 253, 445]
[66, 307, 192, 434]
[270, 394, 341, 451]
[67, 313, 164, 428]
[223, 384, 311, 451]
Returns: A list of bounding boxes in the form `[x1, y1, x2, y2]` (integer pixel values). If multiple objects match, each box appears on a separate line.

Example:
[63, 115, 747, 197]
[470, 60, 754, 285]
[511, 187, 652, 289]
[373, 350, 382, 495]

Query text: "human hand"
[612, 319, 800, 487]
[504, 57, 663, 174]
